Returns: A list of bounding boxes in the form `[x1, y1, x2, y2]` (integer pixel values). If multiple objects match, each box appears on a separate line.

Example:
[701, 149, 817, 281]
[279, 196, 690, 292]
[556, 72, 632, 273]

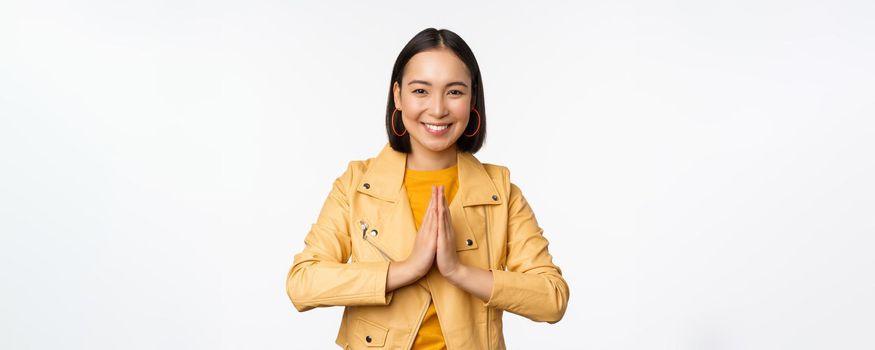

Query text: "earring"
[464, 107, 481, 137]
[391, 108, 407, 136]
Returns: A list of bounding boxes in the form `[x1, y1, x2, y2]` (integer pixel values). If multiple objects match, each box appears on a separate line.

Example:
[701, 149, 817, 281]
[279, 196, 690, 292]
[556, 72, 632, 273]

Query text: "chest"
[347, 187, 508, 270]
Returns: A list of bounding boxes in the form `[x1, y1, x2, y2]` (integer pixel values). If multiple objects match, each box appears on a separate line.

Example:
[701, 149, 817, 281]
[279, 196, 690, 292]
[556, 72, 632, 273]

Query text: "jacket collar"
[357, 142, 502, 207]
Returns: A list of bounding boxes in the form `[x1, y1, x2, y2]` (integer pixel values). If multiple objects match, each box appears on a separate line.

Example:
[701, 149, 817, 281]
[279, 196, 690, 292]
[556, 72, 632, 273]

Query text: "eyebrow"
[407, 80, 469, 88]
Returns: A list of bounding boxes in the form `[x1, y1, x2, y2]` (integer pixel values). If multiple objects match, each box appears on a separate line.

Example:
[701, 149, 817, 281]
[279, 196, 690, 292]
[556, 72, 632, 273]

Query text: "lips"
[422, 122, 452, 136]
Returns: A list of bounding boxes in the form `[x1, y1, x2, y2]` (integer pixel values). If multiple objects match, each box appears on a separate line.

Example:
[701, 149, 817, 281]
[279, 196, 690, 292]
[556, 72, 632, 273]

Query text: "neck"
[407, 143, 458, 171]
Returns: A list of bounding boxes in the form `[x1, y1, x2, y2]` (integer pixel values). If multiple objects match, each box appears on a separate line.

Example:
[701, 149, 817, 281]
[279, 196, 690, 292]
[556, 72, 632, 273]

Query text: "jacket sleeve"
[285, 162, 394, 312]
[482, 182, 570, 323]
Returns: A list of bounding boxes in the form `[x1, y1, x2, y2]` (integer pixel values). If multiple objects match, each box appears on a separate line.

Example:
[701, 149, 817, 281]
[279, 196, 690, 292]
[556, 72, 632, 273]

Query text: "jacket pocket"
[352, 317, 389, 347]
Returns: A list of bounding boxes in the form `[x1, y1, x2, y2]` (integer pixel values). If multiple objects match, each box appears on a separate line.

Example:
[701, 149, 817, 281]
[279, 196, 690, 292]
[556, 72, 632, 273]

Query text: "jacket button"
[370, 229, 378, 237]
[466, 239, 473, 246]
[365, 336, 372, 343]
[363, 183, 370, 189]
[491, 194, 498, 201]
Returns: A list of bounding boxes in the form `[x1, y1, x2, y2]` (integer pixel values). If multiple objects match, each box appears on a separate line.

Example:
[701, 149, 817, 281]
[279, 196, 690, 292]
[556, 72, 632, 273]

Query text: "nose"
[428, 93, 448, 118]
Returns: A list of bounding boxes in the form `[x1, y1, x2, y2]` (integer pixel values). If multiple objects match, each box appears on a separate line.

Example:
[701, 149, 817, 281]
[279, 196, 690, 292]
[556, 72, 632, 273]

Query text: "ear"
[393, 81, 402, 110]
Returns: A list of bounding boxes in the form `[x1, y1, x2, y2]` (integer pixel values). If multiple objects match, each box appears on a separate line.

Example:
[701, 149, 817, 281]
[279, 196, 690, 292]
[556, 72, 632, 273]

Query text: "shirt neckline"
[405, 164, 458, 174]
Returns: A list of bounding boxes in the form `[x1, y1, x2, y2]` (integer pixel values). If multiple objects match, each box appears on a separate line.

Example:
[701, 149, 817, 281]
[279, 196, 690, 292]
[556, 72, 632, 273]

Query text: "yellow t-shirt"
[404, 164, 458, 350]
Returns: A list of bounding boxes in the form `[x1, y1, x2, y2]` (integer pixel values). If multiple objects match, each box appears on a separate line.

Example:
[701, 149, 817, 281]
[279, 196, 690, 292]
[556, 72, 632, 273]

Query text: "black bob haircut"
[385, 28, 486, 154]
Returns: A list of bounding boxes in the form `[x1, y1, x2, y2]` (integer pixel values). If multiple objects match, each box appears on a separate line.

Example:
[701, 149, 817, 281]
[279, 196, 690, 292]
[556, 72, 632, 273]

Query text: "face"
[393, 48, 473, 154]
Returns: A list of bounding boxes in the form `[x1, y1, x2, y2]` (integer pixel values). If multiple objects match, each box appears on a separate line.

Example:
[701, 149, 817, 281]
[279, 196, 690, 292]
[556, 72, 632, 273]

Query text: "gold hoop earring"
[464, 107, 481, 137]
[391, 108, 407, 137]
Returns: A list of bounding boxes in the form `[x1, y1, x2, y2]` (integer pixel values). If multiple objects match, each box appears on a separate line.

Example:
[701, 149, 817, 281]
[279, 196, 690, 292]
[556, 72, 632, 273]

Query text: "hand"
[401, 185, 440, 279]
[435, 185, 464, 278]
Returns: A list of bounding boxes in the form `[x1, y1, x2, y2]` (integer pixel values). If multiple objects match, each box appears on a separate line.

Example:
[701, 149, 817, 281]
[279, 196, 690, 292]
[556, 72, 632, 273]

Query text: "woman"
[286, 28, 569, 350]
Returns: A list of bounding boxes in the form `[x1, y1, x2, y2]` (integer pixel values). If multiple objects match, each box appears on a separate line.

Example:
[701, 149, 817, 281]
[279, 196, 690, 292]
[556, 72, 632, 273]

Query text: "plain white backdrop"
[2, 1, 874, 349]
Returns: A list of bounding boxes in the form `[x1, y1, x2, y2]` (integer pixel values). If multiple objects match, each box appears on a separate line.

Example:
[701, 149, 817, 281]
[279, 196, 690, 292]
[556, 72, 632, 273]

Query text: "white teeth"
[425, 123, 449, 131]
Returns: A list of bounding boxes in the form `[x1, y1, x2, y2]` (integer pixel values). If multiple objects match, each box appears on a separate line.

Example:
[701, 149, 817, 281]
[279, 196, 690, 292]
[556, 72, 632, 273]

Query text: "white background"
[2, 1, 874, 349]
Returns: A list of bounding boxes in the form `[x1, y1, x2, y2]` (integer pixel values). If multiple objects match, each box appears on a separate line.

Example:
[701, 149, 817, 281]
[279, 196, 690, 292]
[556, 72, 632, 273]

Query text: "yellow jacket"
[286, 142, 569, 349]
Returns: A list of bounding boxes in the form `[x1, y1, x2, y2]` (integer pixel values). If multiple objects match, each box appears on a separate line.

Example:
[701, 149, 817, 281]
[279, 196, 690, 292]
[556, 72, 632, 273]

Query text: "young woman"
[286, 28, 569, 350]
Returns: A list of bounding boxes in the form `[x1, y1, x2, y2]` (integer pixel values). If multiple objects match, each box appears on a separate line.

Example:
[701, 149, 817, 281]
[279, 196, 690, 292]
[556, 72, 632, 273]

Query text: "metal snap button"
[491, 194, 498, 201]
[370, 229, 378, 237]
[466, 239, 473, 246]
[365, 335, 372, 343]
[363, 183, 370, 189]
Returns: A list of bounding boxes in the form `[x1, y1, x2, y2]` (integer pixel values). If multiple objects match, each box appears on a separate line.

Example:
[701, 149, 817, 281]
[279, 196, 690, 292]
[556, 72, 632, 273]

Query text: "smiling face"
[393, 48, 473, 156]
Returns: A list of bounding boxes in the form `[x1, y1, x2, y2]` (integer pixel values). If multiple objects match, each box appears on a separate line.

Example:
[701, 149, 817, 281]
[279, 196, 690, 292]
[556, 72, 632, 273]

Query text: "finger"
[418, 186, 433, 236]
[429, 184, 437, 216]
[431, 186, 440, 246]
[444, 207, 453, 239]
[441, 191, 453, 240]
[438, 186, 446, 241]
[426, 185, 437, 234]
[433, 185, 440, 221]
[442, 185, 449, 224]
[432, 186, 441, 226]
[427, 185, 433, 213]
[425, 186, 434, 215]
[436, 185, 443, 216]
[440, 185, 448, 211]
[437, 190, 443, 238]
[425, 185, 435, 217]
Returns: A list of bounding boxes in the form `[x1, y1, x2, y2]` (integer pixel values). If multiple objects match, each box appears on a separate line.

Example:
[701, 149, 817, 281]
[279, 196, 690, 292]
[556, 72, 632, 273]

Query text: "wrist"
[446, 264, 468, 286]
[400, 259, 428, 281]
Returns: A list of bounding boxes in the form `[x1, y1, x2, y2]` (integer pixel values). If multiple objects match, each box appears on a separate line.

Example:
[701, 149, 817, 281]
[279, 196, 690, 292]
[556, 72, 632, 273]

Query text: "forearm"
[445, 264, 494, 302]
[482, 268, 568, 323]
[287, 259, 393, 312]
[386, 260, 424, 292]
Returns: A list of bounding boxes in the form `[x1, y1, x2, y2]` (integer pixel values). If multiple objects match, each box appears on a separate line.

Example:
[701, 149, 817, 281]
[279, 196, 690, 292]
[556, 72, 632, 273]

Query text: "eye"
[412, 89, 427, 94]
[449, 90, 464, 96]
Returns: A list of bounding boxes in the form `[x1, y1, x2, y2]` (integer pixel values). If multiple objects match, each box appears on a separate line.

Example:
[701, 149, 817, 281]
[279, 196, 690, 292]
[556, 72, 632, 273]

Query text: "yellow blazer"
[286, 142, 569, 349]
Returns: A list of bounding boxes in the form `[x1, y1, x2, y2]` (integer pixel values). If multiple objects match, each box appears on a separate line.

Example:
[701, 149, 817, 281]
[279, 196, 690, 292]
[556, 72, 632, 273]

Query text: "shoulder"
[481, 162, 510, 183]
[346, 158, 372, 175]
[480, 161, 523, 200]
[321, 156, 375, 195]
[480, 161, 528, 204]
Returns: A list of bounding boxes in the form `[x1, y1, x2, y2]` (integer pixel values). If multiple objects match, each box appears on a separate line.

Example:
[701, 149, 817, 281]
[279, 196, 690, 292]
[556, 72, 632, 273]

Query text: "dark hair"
[385, 28, 486, 154]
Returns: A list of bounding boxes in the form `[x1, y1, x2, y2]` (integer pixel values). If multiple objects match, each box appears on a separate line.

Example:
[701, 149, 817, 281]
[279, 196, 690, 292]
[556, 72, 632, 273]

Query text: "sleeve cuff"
[482, 268, 505, 308]
[373, 260, 394, 305]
